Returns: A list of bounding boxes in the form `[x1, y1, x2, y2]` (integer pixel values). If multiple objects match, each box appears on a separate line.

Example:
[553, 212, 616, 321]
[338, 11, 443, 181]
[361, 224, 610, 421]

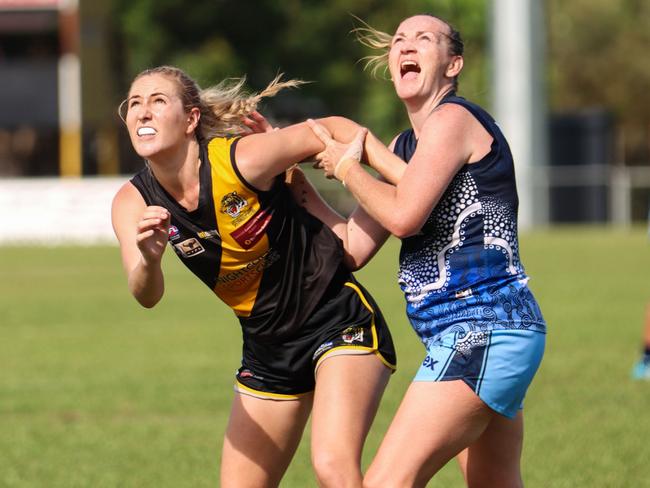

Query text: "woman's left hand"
[308, 119, 367, 181]
[243, 110, 277, 133]
[307, 119, 346, 178]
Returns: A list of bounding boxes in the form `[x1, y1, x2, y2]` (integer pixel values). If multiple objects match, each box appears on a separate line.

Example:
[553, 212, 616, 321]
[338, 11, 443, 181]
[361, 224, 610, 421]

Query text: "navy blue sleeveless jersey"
[393, 94, 545, 343]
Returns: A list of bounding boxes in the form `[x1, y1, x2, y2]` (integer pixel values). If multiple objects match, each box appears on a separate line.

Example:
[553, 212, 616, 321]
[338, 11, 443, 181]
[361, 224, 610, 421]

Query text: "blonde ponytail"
[351, 17, 393, 78]
[122, 66, 305, 144]
[199, 73, 306, 140]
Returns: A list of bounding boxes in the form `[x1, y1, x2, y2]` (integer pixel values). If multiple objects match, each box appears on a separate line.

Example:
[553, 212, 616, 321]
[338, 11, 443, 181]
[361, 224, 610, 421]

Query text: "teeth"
[137, 127, 156, 136]
[401, 60, 418, 68]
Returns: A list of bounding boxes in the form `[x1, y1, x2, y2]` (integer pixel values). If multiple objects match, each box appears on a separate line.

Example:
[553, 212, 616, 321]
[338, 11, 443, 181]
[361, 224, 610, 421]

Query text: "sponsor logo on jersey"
[215, 249, 280, 293]
[220, 191, 248, 218]
[197, 229, 220, 241]
[341, 326, 364, 344]
[313, 341, 334, 361]
[455, 288, 473, 299]
[422, 356, 439, 371]
[238, 368, 265, 381]
[173, 237, 205, 258]
[230, 208, 273, 249]
[168, 225, 180, 241]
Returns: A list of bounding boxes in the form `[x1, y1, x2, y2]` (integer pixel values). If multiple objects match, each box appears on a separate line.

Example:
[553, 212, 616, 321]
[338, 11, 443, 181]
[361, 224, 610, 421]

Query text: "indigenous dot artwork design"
[453, 331, 489, 358]
[398, 169, 523, 303]
[410, 280, 546, 348]
[398, 171, 479, 300]
[482, 196, 519, 275]
[393, 97, 547, 342]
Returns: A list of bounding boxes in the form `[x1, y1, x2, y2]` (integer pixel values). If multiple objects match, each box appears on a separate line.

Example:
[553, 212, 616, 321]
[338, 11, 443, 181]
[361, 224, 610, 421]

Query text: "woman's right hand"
[307, 119, 367, 181]
[136, 206, 171, 264]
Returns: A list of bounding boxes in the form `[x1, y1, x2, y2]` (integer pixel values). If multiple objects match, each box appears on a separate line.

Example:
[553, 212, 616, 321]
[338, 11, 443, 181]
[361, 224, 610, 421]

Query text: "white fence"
[0, 177, 128, 245]
[531, 164, 650, 225]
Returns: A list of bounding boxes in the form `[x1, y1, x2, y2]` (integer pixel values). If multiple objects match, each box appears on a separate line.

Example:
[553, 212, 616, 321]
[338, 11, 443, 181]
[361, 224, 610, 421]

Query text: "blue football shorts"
[413, 328, 545, 418]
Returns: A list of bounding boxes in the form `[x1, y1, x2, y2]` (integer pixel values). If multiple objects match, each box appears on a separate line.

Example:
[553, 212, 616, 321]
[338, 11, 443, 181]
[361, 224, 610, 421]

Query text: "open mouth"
[400, 60, 421, 79]
[137, 127, 157, 137]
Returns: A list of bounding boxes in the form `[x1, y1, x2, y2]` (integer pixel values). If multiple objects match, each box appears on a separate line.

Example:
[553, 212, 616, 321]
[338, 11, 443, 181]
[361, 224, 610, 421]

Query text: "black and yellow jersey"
[130, 136, 345, 340]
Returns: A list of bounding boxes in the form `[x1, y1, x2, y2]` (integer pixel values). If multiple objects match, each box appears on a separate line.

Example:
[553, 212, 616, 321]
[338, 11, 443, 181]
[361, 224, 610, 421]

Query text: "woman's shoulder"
[424, 102, 478, 133]
[112, 179, 145, 212]
[439, 96, 495, 124]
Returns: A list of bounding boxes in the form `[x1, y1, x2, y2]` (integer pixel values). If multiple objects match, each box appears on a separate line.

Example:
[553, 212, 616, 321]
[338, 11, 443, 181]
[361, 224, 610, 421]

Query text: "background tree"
[109, 0, 487, 144]
[546, 0, 650, 163]
[109, 0, 650, 169]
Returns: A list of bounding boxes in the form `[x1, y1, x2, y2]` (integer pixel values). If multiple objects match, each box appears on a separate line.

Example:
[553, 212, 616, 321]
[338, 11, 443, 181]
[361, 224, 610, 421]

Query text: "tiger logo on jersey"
[341, 326, 364, 344]
[220, 192, 248, 219]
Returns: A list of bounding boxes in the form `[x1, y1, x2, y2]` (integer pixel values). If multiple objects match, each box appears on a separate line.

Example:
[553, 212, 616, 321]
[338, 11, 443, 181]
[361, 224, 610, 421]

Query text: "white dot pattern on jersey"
[481, 196, 520, 275]
[398, 170, 522, 303]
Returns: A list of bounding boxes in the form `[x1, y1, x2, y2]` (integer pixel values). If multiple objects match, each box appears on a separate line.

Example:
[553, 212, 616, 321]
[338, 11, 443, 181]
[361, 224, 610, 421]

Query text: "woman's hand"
[308, 119, 367, 182]
[136, 206, 170, 265]
[243, 110, 277, 134]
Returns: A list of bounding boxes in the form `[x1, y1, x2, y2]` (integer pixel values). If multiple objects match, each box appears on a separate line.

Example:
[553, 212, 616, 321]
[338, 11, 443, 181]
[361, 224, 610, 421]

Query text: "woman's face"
[123, 73, 190, 160]
[388, 15, 453, 102]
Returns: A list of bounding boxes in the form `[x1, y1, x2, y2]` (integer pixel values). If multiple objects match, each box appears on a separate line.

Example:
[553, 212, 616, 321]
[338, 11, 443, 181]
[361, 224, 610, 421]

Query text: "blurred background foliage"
[107, 0, 649, 163]
[109, 0, 488, 143]
[1, 0, 648, 179]
[546, 0, 650, 163]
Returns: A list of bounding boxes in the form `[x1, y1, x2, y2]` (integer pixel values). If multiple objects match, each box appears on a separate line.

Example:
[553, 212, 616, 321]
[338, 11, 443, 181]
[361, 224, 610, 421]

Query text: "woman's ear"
[186, 107, 201, 134]
[446, 55, 464, 78]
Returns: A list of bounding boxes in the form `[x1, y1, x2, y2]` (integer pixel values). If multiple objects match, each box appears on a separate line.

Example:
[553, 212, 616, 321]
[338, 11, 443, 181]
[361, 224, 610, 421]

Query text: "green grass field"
[2, 227, 650, 487]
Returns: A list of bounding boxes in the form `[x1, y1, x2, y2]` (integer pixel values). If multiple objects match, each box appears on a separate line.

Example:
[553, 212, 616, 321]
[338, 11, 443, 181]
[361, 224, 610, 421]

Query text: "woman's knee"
[311, 448, 361, 487]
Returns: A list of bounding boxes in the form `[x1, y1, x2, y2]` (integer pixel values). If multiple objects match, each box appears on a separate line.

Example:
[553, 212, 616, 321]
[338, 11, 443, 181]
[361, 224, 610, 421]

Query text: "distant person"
[305, 13, 546, 487]
[632, 307, 650, 379]
[632, 211, 650, 380]
[111, 65, 396, 487]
